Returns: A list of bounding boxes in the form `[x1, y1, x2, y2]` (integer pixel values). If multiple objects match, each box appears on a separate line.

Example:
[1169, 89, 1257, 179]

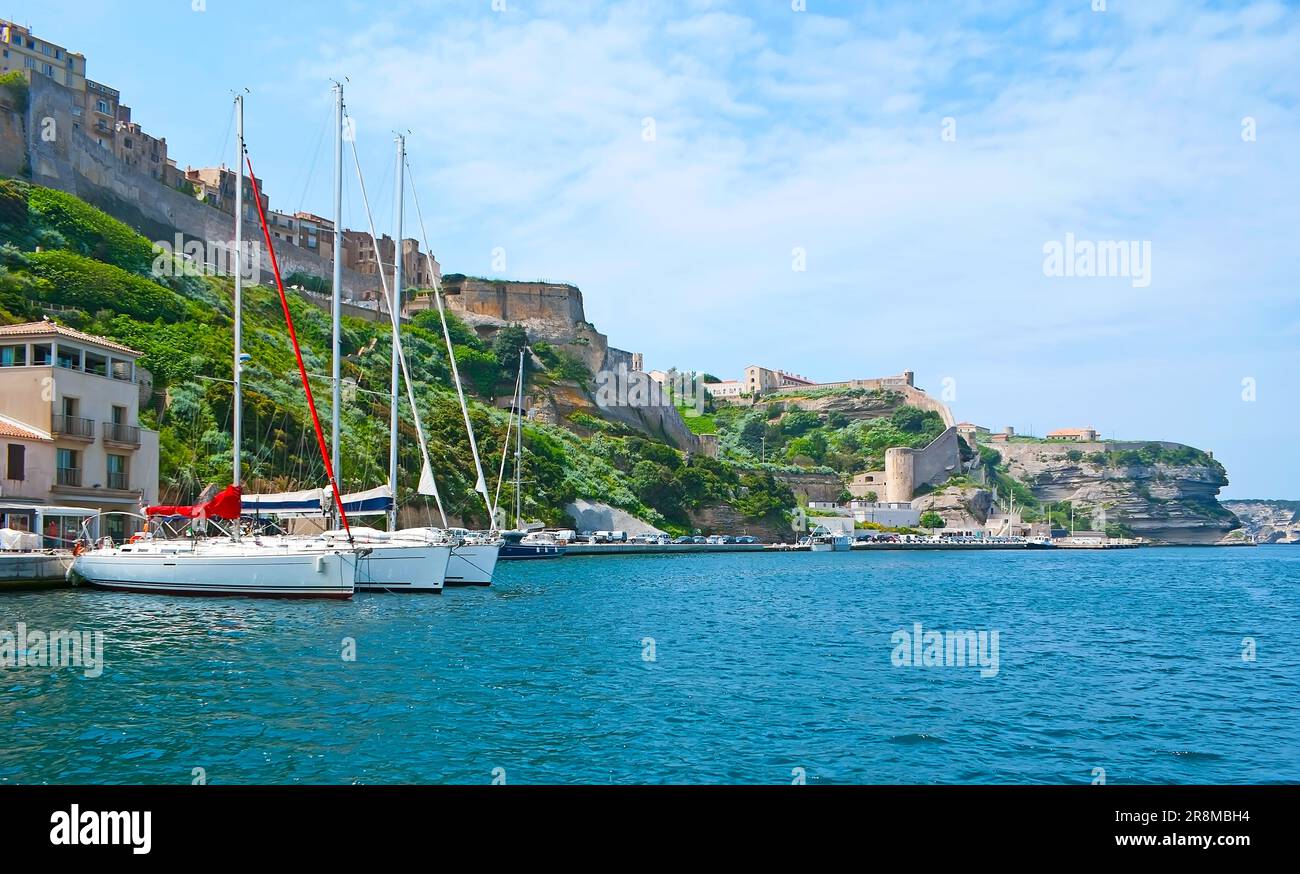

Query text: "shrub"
[919, 511, 945, 529]
[0, 72, 29, 113]
[28, 187, 156, 275]
[26, 250, 191, 322]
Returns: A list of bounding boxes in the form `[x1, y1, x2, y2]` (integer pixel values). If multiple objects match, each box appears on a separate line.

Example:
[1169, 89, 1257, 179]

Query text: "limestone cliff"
[988, 441, 1237, 544]
[440, 275, 634, 375]
[913, 487, 994, 530]
[1221, 501, 1300, 544]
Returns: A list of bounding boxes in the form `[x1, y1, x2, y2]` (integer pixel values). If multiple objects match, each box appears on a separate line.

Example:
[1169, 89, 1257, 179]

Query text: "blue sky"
[11, 0, 1300, 497]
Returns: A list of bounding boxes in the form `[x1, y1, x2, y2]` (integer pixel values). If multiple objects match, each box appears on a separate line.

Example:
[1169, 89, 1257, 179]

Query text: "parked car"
[735, 535, 758, 544]
[672, 536, 694, 545]
[692, 536, 708, 544]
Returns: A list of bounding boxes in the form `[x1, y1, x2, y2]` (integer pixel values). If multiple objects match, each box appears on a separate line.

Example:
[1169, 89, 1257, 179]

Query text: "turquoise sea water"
[1, 546, 1297, 784]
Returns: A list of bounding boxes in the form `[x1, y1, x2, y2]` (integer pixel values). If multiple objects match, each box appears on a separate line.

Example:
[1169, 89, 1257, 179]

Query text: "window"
[62, 396, 78, 418]
[56, 346, 78, 369]
[41, 63, 52, 76]
[6, 444, 23, 481]
[96, 99, 108, 114]
[107, 454, 128, 490]
[0, 344, 25, 366]
[56, 448, 79, 486]
[111, 405, 125, 425]
[23, 56, 33, 68]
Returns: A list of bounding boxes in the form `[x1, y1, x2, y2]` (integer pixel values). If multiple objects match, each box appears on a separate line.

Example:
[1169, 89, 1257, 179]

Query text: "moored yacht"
[499, 529, 567, 560]
[805, 527, 852, 552]
[73, 95, 363, 600]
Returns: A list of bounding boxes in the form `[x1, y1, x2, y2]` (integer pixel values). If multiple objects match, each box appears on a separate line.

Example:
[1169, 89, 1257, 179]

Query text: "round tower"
[885, 448, 915, 503]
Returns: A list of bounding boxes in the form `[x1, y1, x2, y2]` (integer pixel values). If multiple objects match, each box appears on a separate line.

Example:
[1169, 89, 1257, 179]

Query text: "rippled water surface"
[2, 546, 1297, 784]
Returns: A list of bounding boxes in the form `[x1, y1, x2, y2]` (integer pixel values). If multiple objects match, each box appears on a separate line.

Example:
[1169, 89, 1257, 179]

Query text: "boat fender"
[314, 555, 327, 574]
[72, 542, 84, 557]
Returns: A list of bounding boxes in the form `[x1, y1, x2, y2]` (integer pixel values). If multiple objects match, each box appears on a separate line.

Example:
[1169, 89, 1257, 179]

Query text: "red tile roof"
[0, 320, 141, 356]
[0, 414, 51, 442]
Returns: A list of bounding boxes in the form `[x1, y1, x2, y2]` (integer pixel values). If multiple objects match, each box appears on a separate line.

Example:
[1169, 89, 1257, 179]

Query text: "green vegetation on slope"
[711, 400, 946, 474]
[0, 179, 791, 531]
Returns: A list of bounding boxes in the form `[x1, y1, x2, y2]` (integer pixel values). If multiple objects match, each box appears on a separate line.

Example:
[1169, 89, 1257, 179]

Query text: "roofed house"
[0, 321, 160, 542]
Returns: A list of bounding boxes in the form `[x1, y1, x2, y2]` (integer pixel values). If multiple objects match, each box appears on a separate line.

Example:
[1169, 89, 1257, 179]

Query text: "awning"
[241, 487, 329, 518]
[339, 485, 393, 517]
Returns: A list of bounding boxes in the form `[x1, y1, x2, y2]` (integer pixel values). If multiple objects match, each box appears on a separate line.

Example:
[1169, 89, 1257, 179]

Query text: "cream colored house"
[0, 321, 159, 542]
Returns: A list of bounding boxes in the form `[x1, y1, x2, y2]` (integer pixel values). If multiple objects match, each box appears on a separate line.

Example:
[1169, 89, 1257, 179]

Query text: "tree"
[492, 324, 529, 382]
[864, 490, 878, 503]
[919, 511, 945, 529]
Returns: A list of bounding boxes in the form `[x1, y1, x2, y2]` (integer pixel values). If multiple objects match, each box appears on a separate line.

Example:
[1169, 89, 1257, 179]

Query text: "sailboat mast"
[232, 94, 244, 495]
[514, 347, 524, 530]
[387, 134, 405, 531]
[330, 83, 344, 511]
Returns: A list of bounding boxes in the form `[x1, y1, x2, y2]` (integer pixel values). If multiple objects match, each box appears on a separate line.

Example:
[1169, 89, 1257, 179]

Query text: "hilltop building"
[1046, 427, 1098, 442]
[0, 321, 159, 542]
[1, 20, 171, 182]
[182, 165, 268, 224]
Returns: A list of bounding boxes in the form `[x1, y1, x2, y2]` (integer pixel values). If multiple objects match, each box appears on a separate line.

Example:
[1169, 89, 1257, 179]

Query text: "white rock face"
[565, 499, 664, 535]
[1221, 501, 1300, 544]
[988, 441, 1237, 544]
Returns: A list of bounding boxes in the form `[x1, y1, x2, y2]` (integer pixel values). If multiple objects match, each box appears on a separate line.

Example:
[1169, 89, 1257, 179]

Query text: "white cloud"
[285, 0, 1299, 495]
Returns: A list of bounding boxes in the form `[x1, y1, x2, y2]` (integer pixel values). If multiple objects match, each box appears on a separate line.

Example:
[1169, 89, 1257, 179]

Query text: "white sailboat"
[344, 129, 499, 586]
[403, 155, 503, 584]
[72, 95, 361, 599]
[244, 94, 452, 593]
[495, 349, 565, 561]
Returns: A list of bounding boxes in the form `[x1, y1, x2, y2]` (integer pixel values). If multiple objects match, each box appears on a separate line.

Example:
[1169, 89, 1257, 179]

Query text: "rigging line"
[493, 359, 523, 521]
[404, 154, 493, 521]
[211, 101, 235, 171]
[294, 96, 333, 215]
[345, 118, 448, 528]
[244, 151, 355, 542]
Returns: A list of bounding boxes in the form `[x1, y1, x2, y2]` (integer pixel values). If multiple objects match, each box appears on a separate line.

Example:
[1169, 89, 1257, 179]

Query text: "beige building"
[705, 379, 745, 399]
[1, 22, 170, 182]
[0, 321, 160, 542]
[1046, 427, 1098, 442]
[266, 209, 299, 248]
[743, 365, 817, 395]
[183, 165, 268, 222]
[0, 20, 86, 91]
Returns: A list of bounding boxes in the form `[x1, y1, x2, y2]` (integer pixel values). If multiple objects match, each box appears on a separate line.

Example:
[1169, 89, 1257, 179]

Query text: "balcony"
[107, 471, 129, 491]
[56, 467, 82, 488]
[52, 414, 95, 441]
[103, 422, 141, 447]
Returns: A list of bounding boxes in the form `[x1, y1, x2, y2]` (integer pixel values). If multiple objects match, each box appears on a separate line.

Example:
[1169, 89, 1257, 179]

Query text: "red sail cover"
[146, 485, 242, 520]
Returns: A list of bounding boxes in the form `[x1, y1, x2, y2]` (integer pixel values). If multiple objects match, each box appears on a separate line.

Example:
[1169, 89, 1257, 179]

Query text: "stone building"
[183, 165, 268, 223]
[341, 231, 438, 299]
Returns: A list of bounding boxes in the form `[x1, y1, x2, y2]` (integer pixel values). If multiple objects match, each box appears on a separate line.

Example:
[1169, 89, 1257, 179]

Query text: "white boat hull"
[72, 545, 357, 599]
[354, 543, 450, 592]
[446, 542, 500, 586]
